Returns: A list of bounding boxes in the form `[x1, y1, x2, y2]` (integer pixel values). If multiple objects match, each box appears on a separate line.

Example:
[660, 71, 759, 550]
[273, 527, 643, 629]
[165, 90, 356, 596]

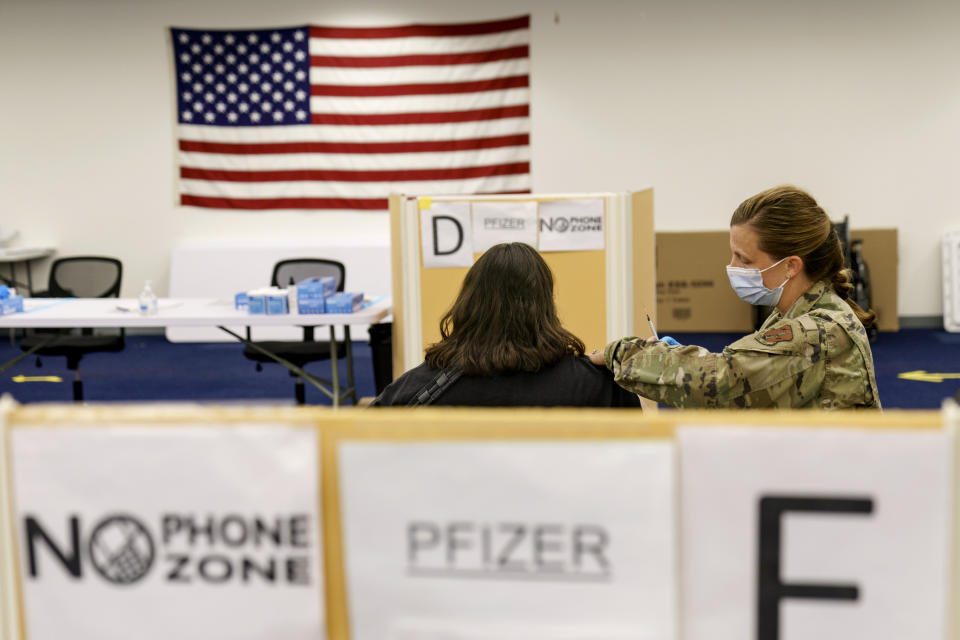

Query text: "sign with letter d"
[419, 201, 473, 268]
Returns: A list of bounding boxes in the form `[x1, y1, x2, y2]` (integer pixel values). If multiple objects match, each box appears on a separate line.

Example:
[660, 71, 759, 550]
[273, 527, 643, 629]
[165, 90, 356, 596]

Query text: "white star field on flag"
[172, 27, 311, 127]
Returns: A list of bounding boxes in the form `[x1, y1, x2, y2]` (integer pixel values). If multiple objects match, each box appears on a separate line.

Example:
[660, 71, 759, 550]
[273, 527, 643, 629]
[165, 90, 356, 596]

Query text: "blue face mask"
[725, 257, 790, 306]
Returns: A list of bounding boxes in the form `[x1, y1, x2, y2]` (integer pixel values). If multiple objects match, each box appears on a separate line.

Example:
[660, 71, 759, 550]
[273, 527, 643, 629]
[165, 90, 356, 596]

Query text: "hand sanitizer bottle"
[138, 280, 158, 315]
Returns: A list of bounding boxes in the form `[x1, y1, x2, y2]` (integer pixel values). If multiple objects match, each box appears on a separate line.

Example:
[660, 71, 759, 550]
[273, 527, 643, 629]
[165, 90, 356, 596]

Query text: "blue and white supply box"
[325, 292, 363, 314]
[234, 292, 249, 311]
[296, 277, 336, 314]
[0, 286, 23, 316]
[245, 288, 266, 314]
[244, 287, 289, 315]
[265, 288, 288, 314]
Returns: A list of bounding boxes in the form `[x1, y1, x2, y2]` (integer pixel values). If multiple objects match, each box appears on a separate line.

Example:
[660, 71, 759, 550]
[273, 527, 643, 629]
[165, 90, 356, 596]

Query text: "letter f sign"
[757, 495, 873, 640]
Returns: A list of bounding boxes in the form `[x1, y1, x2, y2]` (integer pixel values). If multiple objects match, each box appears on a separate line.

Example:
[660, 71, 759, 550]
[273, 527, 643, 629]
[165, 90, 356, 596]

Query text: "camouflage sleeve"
[603, 337, 724, 408]
[604, 318, 826, 408]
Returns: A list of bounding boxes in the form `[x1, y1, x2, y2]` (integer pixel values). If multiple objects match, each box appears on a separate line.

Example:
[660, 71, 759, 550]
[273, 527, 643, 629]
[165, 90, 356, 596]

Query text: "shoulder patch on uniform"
[757, 325, 794, 345]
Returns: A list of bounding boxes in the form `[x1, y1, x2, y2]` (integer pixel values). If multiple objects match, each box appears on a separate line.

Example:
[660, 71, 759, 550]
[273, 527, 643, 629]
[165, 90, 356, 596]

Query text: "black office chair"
[19, 256, 125, 402]
[242, 258, 351, 405]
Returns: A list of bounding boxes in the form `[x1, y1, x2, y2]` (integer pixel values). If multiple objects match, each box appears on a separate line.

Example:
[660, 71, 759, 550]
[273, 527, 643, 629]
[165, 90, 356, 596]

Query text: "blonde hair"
[731, 185, 875, 328]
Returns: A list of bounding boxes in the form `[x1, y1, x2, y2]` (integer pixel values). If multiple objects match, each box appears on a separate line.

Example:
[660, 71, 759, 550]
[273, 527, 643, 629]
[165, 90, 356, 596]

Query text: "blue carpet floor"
[667, 329, 960, 410]
[0, 334, 379, 406]
[1, 330, 958, 408]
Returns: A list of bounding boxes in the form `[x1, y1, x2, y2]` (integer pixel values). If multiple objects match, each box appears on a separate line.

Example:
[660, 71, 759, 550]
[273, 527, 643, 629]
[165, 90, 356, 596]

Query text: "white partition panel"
[9, 422, 324, 640]
[680, 423, 953, 640]
[338, 439, 677, 640]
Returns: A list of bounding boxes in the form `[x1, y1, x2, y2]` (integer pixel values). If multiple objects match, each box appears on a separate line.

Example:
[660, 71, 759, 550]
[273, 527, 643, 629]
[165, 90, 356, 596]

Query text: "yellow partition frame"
[0, 396, 19, 640]
[0, 402, 954, 640]
[388, 191, 657, 378]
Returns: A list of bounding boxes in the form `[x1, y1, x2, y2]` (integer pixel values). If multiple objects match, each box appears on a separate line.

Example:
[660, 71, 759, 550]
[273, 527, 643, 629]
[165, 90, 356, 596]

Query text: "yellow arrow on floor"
[11, 375, 63, 383]
[897, 370, 960, 383]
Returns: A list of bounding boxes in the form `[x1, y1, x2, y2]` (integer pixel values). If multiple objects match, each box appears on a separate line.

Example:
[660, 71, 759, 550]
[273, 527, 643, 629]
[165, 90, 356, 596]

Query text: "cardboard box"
[851, 228, 898, 331]
[656, 232, 753, 332]
[655, 228, 899, 333]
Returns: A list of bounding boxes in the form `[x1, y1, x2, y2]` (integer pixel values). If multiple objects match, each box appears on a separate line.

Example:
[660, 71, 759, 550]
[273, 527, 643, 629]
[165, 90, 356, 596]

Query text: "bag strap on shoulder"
[408, 366, 463, 406]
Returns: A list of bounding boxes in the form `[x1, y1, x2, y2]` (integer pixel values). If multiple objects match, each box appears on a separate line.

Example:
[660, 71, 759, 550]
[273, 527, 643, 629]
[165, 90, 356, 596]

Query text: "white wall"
[1, 0, 958, 317]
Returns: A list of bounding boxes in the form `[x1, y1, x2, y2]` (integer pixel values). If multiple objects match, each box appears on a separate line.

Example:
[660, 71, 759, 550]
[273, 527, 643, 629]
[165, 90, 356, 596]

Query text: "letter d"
[432, 216, 463, 256]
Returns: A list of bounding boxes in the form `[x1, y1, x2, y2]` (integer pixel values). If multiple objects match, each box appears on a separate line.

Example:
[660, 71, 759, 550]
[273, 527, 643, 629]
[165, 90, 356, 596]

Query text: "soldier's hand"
[588, 349, 605, 365]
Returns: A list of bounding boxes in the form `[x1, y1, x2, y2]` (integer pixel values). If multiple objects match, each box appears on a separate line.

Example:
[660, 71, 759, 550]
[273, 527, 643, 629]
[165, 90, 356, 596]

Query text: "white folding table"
[0, 296, 391, 406]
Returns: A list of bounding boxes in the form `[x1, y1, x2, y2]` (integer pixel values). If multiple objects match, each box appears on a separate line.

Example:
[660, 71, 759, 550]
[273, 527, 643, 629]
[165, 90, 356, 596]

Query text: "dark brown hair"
[730, 185, 876, 328]
[424, 242, 585, 375]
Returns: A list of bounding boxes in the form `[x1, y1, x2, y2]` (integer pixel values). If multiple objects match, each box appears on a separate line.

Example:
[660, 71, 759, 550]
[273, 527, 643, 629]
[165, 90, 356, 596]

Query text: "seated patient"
[373, 242, 641, 407]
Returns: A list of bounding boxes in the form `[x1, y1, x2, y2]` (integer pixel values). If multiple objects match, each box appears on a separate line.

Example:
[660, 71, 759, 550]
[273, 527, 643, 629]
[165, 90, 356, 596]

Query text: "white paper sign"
[420, 201, 473, 268]
[11, 425, 324, 640]
[537, 199, 605, 252]
[679, 425, 952, 640]
[338, 440, 676, 640]
[470, 201, 538, 253]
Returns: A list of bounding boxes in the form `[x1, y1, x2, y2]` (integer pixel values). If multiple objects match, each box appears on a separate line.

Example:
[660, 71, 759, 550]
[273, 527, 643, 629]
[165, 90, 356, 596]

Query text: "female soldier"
[375, 242, 641, 407]
[589, 185, 881, 409]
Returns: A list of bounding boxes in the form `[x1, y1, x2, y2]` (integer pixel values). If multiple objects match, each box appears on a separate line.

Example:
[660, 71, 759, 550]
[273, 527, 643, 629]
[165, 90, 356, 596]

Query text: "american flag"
[170, 16, 530, 211]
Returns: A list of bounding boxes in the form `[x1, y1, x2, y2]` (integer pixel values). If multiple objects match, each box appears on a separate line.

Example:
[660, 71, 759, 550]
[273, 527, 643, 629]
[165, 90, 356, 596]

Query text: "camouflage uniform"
[603, 280, 881, 409]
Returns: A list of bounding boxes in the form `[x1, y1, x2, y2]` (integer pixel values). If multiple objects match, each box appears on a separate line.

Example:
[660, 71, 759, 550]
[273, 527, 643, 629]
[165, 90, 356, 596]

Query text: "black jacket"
[373, 354, 642, 408]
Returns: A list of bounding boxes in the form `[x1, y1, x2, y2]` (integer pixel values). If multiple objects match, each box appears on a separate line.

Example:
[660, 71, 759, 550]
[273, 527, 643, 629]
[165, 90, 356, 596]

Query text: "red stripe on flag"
[179, 134, 529, 155]
[309, 16, 528, 39]
[310, 45, 529, 68]
[310, 75, 528, 97]
[182, 195, 388, 210]
[311, 105, 529, 125]
[181, 162, 529, 182]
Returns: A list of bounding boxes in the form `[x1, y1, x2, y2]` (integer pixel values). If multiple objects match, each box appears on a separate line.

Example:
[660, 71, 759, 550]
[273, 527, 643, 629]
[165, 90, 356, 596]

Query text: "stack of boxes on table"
[234, 277, 364, 315]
